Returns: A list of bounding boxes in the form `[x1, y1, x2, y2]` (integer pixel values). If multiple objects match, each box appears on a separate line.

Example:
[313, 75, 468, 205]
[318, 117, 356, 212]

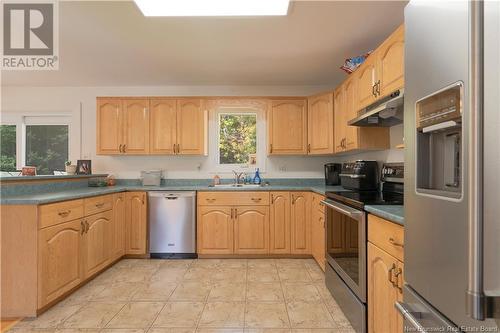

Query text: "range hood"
[348, 89, 404, 127]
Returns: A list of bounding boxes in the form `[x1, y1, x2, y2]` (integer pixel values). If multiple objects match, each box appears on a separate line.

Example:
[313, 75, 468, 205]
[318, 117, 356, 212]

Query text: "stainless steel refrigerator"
[401, 0, 500, 330]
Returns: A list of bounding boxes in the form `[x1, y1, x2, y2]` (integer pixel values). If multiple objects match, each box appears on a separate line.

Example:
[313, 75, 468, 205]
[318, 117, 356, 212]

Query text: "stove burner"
[326, 190, 404, 210]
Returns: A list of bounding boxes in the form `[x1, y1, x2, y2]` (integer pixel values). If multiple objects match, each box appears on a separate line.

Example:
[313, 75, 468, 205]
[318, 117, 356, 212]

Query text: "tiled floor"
[8, 258, 355, 333]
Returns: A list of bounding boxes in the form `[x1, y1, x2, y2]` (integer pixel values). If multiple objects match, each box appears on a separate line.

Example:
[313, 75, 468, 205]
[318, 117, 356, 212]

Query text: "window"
[218, 113, 257, 165]
[25, 125, 69, 175]
[0, 125, 17, 172]
[0, 114, 74, 176]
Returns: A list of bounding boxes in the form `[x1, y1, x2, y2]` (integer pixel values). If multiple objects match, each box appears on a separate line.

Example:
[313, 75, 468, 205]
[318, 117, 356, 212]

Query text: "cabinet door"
[96, 98, 123, 155]
[38, 220, 83, 307]
[83, 211, 113, 278]
[234, 206, 269, 254]
[150, 99, 177, 155]
[197, 206, 233, 254]
[268, 100, 307, 155]
[333, 87, 346, 153]
[290, 192, 311, 254]
[377, 25, 404, 98]
[123, 99, 150, 154]
[111, 193, 126, 260]
[344, 77, 359, 150]
[177, 99, 207, 155]
[356, 55, 378, 110]
[368, 243, 402, 333]
[311, 208, 326, 271]
[269, 192, 291, 254]
[307, 93, 334, 155]
[125, 192, 148, 255]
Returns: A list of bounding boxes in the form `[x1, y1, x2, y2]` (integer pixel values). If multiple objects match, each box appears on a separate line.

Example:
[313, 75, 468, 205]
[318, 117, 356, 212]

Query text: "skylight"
[133, 0, 290, 17]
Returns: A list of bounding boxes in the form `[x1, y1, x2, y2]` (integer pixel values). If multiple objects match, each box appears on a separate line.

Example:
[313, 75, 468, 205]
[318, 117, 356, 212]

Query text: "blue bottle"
[253, 168, 262, 184]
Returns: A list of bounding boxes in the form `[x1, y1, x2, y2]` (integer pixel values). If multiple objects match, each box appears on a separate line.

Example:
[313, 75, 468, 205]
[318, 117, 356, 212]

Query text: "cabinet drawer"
[198, 191, 270, 206]
[39, 199, 84, 229]
[312, 193, 326, 213]
[368, 214, 404, 262]
[84, 194, 113, 216]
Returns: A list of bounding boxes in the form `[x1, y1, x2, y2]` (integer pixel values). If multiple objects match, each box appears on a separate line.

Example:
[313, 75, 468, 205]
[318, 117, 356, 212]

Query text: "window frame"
[0, 112, 77, 172]
[209, 106, 267, 174]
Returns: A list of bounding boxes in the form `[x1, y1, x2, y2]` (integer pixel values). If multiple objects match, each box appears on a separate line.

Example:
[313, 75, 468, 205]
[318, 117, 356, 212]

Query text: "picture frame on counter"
[76, 160, 92, 175]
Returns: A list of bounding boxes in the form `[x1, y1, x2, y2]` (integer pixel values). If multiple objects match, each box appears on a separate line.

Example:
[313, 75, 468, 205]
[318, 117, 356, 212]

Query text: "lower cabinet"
[110, 193, 126, 260]
[38, 219, 83, 308]
[290, 192, 311, 254]
[234, 206, 270, 254]
[125, 191, 148, 255]
[311, 204, 326, 270]
[197, 206, 234, 254]
[82, 211, 113, 278]
[269, 192, 291, 254]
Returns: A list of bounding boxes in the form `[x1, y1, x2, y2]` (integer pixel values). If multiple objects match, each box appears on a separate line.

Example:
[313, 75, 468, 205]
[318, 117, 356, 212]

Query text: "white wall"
[1, 85, 403, 179]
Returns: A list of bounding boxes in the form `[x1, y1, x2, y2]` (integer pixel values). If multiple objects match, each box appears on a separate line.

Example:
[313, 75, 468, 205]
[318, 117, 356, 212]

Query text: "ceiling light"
[133, 0, 290, 17]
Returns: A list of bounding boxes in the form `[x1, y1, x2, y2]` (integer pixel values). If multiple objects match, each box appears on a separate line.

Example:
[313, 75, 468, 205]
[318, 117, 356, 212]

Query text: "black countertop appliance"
[339, 160, 378, 190]
[324, 163, 341, 185]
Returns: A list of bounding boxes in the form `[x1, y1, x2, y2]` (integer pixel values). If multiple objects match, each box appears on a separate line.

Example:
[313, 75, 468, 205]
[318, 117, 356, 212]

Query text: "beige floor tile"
[197, 329, 244, 333]
[106, 302, 164, 328]
[216, 259, 248, 269]
[311, 283, 331, 301]
[305, 268, 325, 282]
[160, 260, 195, 269]
[245, 302, 290, 328]
[277, 268, 311, 283]
[25, 302, 83, 328]
[290, 330, 340, 333]
[246, 283, 283, 302]
[91, 282, 141, 301]
[247, 268, 279, 283]
[60, 283, 108, 305]
[152, 302, 204, 328]
[132, 281, 177, 301]
[244, 330, 291, 333]
[192, 259, 223, 269]
[101, 330, 146, 333]
[275, 260, 306, 269]
[247, 259, 276, 269]
[209, 282, 246, 301]
[61, 302, 126, 329]
[286, 302, 335, 329]
[198, 302, 245, 328]
[148, 329, 195, 333]
[183, 268, 213, 282]
[112, 267, 157, 283]
[55, 329, 101, 333]
[169, 282, 212, 301]
[211, 269, 246, 283]
[151, 268, 188, 283]
[7, 329, 55, 333]
[282, 283, 322, 302]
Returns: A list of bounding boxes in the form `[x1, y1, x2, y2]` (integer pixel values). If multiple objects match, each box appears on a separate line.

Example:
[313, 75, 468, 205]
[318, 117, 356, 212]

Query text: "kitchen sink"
[210, 183, 262, 188]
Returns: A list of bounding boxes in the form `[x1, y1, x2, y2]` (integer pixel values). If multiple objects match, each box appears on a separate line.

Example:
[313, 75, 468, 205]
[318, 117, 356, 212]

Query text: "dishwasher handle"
[148, 191, 196, 199]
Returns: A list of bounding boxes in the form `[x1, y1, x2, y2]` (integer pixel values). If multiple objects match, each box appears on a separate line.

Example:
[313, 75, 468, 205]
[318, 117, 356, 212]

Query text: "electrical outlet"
[279, 165, 287, 172]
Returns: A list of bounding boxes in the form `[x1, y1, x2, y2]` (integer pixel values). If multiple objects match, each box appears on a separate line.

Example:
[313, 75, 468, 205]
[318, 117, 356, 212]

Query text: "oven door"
[323, 199, 367, 302]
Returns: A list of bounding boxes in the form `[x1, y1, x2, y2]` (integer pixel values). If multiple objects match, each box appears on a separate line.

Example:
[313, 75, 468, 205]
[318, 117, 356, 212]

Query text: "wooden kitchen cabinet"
[377, 25, 405, 98]
[307, 92, 334, 155]
[333, 86, 347, 153]
[125, 192, 148, 255]
[122, 99, 150, 154]
[290, 192, 311, 254]
[268, 99, 308, 155]
[344, 77, 359, 150]
[355, 53, 379, 111]
[149, 98, 177, 155]
[96, 98, 123, 155]
[38, 219, 83, 308]
[176, 98, 207, 155]
[311, 193, 326, 270]
[197, 206, 234, 255]
[82, 211, 113, 278]
[111, 193, 126, 260]
[234, 206, 270, 254]
[269, 192, 291, 254]
[368, 242, 403, 333]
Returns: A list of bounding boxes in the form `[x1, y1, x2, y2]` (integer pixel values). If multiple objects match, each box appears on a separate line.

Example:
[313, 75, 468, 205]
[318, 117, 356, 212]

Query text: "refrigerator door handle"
[395, 302, 427, 333]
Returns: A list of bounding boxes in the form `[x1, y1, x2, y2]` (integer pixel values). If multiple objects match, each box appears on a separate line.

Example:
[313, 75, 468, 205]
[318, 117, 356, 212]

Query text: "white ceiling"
[2, 0, 407, 87]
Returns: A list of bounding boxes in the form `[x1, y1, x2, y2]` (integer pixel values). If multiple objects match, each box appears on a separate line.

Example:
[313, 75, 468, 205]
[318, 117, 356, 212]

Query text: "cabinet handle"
[307, 143, 311, 153]
[376, 80, 381, 96]
[388, 237, 404, 248]
[58, 210, 71, 217]
[80, 220, 85, 235]
[271, 194, 274, 204]
[372, 84, 376, 97]
[291, 194, 295, 205]
[95, 203, 104, 208]
[234, 208, 237, 218]
[388, 263, 396, 286]
[270, 144, 273, 154]
[394, 267, 403, 293]
[123, 144, 126, 153]
[119, 144, 123, 153]
[230, 208, 234, 219]
[251, 198, 262, 202]
[176, 144, 180, 154]
[85, 220, 89, 233]
[206, 198, 216, 203]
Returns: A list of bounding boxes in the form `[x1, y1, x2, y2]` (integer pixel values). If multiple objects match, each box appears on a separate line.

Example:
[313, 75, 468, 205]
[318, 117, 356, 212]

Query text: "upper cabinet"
[268, 99, 308, 155]
[377, 25, 405, 98]
[307, 92, 334, 155]
[97, 97, 207, 156]
[355, 24, 405, 111]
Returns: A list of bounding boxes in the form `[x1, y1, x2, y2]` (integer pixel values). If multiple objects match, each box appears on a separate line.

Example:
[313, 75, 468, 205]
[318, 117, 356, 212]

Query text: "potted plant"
[65, 161, 77, 175]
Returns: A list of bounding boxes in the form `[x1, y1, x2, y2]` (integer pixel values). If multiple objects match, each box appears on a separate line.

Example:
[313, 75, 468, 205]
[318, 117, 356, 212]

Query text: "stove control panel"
[381, 163, 404, 183]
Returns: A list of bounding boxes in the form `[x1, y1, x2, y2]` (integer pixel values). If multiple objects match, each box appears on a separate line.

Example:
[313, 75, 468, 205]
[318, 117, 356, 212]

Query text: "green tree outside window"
[219, 114, 257, 165]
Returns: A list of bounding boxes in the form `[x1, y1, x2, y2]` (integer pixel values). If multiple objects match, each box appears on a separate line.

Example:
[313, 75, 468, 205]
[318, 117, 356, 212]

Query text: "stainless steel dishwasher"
[148, 191, 197, 258]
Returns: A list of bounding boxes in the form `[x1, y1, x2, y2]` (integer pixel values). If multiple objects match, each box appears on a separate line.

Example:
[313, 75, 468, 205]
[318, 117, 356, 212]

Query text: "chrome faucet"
[232, 170, 244, 185]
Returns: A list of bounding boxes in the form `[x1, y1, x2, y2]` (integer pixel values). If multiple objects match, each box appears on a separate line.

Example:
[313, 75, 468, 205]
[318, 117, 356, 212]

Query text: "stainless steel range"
[322, 161, 404, 333]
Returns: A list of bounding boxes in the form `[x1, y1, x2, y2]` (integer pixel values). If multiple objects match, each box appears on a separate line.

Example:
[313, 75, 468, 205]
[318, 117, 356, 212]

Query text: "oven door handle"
[321, 199, 363, 218]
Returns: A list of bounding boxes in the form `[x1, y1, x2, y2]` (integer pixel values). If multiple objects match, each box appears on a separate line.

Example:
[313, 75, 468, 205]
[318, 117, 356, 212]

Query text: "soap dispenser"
[253, 168, 261, 185]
